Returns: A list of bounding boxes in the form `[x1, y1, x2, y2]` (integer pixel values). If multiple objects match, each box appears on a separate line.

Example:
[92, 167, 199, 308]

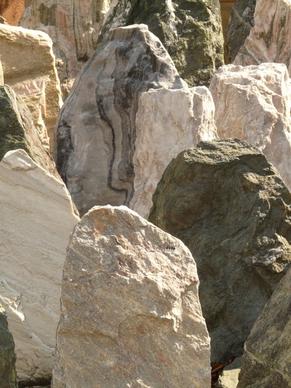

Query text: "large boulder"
[101, 0, 224, 86]
[238, 266, 291, 387]
[0, 307, 17, 387]
[52, 205, 211, 387]
[227, 0, 256, 62]
[0, 149, 79, 383]
[234, 0, 291, 76]
[21, 0, 118, 95]
[149, 139, 291, 364]
[56, 24, 217, 217]
[0, 84, 57, 176]
[210, 63, 291, 191]
[0, 23, 62, 152]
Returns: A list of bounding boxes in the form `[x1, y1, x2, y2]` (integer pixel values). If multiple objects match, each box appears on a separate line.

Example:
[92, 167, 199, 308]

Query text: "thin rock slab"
[101, 0, 224, 86]
[149, 139, 291, 364]
[210, 63, 291, 190]
[0, 149, 79, 383]
[0, 23, 62, 152]
[56, 23, 217, 217]
[52, 205, 211, 388]
[234, 0, 291, 75]
[0, 84, 58, 177]
[238, 267, 291, 388]
[0, 306, 17, 388]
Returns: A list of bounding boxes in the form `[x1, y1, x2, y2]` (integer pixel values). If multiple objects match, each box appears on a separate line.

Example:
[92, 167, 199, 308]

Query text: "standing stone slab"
[0, 84, 57, 177]
[149, 139, 291, 364]
[101, 0, 224, 86]
[52, 205, 211, 387]
[210, 63, 291, 191]
[238, 267, 291, 388]
[0, 23, 62, 152]
[0, 307, 17, 388]
[226, 0, 256, 62]
[234, 0, 291, 76]
[0, 149, 79, 383]
[57, 24, 217, 217]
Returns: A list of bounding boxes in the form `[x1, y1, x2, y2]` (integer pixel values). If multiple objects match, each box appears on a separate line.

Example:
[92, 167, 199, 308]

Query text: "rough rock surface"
[0, 23, 62, 152]
[217, 358, 241, 388]
[238, 266, 291, 388]
[0, 84, 57, 176]
[0, 149, 79, 383]
[210, 63, 291, 190]
[149, 139, 291, 363]
[52, 205, 211, 387]
[21, 0, 118, 95]
[131, 86, 217, 217]
[0, 306, 17, 387]
[234, 0, 291, 75]
[227, 0, 256, 62]
[101, 0, 224, 86]
[57, 24, 217, 217]
[0, 0, 25, 25]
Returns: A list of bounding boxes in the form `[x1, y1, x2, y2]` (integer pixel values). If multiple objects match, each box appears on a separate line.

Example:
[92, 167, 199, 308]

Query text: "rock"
[0, 0, 25, 25]
[0, 149, 79, 383]
[234, 0, 291, 76]
[149, 139, 291, 364]
[210, 63, 291, 191]
[52, 205, 211, 387]
[0, 23, 62, 152]
[227, 0, 256, 62]
[101, 0, 224, 86]
[0, 84, 58, 176]
[217, 358, 241, 388]
[21, 0, 118, 95]
[56, 24, 217, 217]
[238, 266, 291, 388]
[0, 306, 17, 387]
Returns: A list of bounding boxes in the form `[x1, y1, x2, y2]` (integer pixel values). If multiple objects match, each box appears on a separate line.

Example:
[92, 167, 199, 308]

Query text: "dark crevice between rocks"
[18, 376, 51, 387]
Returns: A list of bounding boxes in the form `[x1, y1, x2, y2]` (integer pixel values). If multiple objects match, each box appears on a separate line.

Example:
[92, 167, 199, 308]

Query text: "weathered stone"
[210, 63, 291, 191]
[0, 84, 58, 176]
[0, 149, 79, 383]
[21, 0, 118, 95]
[52, 205, 211, 387]
[101, 0, 224, 86]
[226, 0, 256, 62]
[0, 0, 25, 25]
[149, 139, 291, 363]
[238, 266, 291, 388]
[217, 358, 241, 388]
[0, 306, 17, 388]
[0, 23, 62, 152]
[57, 24, 217, 217]
[234, 0, 291, 76]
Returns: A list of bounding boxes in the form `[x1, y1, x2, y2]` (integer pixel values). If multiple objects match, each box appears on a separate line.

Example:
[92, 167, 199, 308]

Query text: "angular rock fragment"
[238, 267, 291, 388]
[0, 149, 79, 383]
[21, 0, 118, 94]
[149, 139, 291, 364]
[102, 0, 224, 86]
[0, 85, 57, 176]
[57, 24, 217, 217]
[52, 205, 211, 387]
[226, 0, 256, 62]
[0, 23, 62, 152]
[0, 306, 17, 387]
[210, 63, 291, 190]
[234, 0, 291, 75]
